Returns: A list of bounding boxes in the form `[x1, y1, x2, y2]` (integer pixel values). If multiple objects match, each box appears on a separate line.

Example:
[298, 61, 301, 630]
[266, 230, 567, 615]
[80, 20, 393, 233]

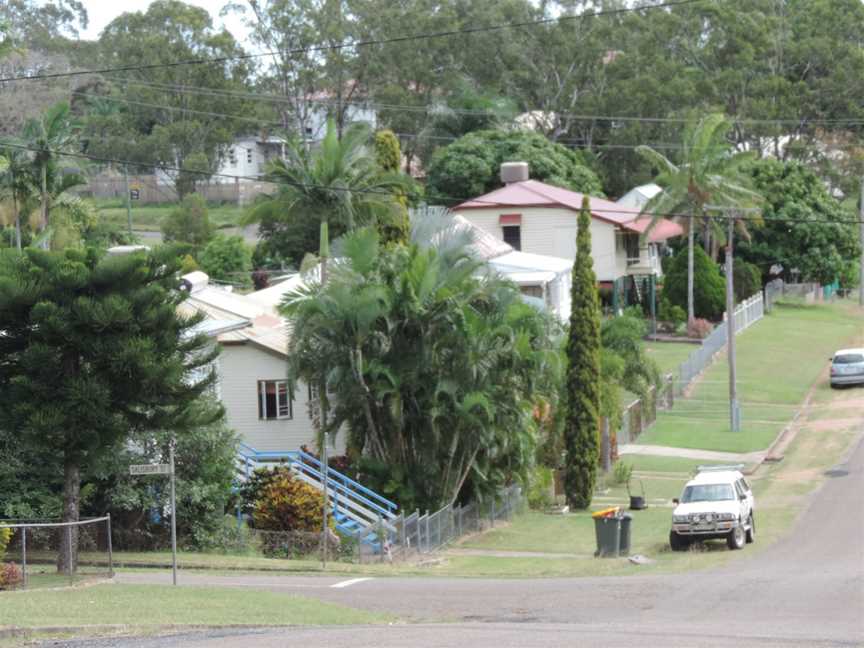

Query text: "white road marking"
[330, 577, 373, 589]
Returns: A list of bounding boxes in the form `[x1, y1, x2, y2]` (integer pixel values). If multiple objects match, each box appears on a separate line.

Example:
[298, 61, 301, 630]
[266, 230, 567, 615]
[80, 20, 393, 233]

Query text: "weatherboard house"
[452, 163, 683, 308]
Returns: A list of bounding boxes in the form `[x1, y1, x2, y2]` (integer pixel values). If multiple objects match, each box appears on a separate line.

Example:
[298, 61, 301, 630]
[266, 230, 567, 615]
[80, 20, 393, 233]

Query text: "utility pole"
[707, 205, 760, 433]
[859, 177, 863, 307]
[319, 221, 330, 569]
[124, 165, 133, 236]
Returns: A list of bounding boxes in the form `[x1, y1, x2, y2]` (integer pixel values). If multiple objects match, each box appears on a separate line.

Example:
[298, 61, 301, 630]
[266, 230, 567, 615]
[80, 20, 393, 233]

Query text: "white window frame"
[258, 379, 292, 420]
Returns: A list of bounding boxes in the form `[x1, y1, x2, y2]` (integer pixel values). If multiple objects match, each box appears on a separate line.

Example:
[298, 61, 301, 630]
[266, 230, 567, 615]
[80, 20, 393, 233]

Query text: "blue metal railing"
[295, 450, 398, 516]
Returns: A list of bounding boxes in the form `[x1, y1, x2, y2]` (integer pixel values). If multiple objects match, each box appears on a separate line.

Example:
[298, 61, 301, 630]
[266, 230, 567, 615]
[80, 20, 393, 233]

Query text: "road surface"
[51, 431, 864, 647]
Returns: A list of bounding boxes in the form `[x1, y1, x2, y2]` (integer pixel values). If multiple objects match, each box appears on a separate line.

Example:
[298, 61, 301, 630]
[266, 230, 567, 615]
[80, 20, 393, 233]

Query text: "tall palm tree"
[245, 118, 410, 267]
[636, 113, 761, 324]
[22, 102, 80, 242]
[0, 148, 33, 250]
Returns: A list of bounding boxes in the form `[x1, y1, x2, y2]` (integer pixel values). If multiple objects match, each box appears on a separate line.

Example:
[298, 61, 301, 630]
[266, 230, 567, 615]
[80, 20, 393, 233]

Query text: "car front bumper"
[672, 521, 738, 538]
[831, 373, 864, 386]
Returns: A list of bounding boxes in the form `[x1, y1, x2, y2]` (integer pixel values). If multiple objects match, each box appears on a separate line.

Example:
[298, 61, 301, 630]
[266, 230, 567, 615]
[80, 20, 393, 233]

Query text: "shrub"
[199, 234, 252, 285]
[687, 318, 713, 339]
[0, 527, 10, 560]
[733, 260, 762, 302]
[658, 297, 686, 327]
[611, 460, 632, 486]
[374, 130, 401, 172]
[0, 561, 22, 590]
[253, 469, 326, 533]
[161, 193, 214, 251]
[663, 245, 726, 320]
[180, 254, 199, 274]
[527, 466, 554, 510]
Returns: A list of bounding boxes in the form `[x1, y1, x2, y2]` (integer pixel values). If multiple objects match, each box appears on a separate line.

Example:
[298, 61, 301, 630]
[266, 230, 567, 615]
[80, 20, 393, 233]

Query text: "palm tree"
[22, 102, 80, 242]
[636, 113, 761, 324]
[245, 118, 410, 268]
[0, 147, 34, 250]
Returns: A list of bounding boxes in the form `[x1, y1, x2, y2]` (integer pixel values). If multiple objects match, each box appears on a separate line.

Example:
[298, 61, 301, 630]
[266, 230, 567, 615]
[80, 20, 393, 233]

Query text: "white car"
[830, 348, 864, 388]
[670, 466, 755, 551]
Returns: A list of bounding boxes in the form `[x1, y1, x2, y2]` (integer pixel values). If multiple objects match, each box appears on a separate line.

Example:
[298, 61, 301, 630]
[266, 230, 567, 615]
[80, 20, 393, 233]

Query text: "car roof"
[687, 470, 743, 485]
[834, 348, 864, 357]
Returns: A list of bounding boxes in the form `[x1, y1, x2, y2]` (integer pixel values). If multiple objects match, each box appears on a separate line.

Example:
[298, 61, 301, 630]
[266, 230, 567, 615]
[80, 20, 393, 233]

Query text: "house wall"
[217, 343, 344, 454]
[455, 207, 629, 282]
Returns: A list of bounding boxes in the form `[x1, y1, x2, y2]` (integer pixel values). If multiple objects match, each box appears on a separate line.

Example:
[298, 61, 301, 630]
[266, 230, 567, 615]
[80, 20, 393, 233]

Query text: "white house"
[215, 135, 287, 183]
[178, 271, 336, 455]
[452, 163, 683, 284]
[616, 183, 663, 211]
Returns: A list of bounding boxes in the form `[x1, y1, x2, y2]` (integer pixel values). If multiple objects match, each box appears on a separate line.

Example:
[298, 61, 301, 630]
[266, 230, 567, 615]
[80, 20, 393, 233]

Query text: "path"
[618, 443, 765, 464]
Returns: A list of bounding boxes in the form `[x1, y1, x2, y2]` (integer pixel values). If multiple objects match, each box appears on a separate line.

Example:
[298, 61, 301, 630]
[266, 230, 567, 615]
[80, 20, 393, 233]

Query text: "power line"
[0, 0, 706, 84]
[2, 139, 864, 226]
[98, 75, 864, 129]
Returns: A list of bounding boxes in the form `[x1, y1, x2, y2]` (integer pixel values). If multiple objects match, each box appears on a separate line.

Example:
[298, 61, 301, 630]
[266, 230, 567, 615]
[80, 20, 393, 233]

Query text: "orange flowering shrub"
[253, 470, 326, 533]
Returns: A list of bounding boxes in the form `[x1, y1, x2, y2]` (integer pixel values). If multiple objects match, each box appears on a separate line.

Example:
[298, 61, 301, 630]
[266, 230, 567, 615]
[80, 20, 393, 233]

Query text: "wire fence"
[0, 516, 114, 590]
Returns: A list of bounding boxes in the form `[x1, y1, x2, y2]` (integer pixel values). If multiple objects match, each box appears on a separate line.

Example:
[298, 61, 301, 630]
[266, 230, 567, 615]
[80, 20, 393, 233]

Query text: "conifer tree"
[563, 196, 601, 509]
[0, 246, 221, 572]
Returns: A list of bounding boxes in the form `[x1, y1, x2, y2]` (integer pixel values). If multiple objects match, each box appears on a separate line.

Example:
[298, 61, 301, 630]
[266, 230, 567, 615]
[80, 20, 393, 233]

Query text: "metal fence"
[675, 292, 764, 396]
[0, 516, 114, 590]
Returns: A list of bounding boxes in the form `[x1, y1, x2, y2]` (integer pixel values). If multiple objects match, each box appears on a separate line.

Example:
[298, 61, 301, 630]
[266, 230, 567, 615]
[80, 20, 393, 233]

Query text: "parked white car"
[830, 348, 864, 388]
[670, 466, 755, 551]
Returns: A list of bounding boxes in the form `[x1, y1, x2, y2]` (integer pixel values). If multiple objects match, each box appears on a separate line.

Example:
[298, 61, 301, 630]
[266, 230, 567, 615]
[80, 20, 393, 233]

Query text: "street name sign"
[129, 464, 172, 476]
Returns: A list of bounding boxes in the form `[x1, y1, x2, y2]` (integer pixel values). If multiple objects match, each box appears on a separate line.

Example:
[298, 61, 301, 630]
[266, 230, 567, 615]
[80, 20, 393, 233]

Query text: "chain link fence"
[0, 517, 114, 590]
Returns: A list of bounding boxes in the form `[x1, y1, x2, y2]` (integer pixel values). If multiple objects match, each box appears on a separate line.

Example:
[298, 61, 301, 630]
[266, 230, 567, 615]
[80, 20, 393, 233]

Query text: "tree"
[281, 221, 561, 510]
[426, 130, 604, 205]
[0, 246, 220, 571]
[374, 130, 401, 173]
[161, 193, 214, 252]
[83, 1, 251, 197]
[737, 159, 861, 287]
[663, 245, 726, 321]
[637, 113, 760, 324]
[199, 234, 252, 285]
[562, 197, 600, 510]
[733, 260, 762, 302]
[247, 119, 410, 268]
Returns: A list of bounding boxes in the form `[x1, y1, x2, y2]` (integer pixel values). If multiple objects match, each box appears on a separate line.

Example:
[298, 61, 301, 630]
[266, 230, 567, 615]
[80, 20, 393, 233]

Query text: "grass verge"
[97, 204, 247, 232]
[0, 584, 390, 628]
[644, 341, 697, 376]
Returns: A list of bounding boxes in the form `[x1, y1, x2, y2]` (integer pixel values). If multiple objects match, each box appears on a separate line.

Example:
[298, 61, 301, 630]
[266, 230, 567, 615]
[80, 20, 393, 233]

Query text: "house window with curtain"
[258, 380, 292, 420]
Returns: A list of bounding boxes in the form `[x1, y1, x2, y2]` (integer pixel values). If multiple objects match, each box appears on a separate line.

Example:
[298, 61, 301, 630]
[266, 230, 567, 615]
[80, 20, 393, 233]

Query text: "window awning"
[499, 213, 522, 226]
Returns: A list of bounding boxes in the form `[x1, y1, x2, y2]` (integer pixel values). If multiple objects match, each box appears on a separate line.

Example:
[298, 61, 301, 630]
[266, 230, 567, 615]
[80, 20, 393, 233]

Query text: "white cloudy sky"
[79, 0, 250, 42]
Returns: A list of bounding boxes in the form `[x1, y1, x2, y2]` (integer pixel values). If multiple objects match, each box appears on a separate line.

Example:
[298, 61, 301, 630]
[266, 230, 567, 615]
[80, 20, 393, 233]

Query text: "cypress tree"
[0, 246, 221, 571]
[563, 196, 601, 509]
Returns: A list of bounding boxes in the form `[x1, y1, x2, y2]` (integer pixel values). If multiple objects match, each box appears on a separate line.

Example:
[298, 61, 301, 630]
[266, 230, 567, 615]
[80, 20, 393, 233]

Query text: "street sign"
[129, 189, 140, 200]
[129, 463, 172, 475]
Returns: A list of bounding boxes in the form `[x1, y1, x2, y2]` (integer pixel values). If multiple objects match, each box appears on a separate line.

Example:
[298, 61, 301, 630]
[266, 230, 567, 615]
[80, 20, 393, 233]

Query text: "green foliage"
[563, 197, 600, 510]
[425, 130, 604, 205]
[601, 314, 661, 401]
[658, 298, 687, 327]
[161, 194, 213, 252]
[176, 153, 211, 199]
[0, 527, 10, 560]
[252, 467, 326, 533]
[199, 234, 252, 285]
[527, 466, 554, 510]
[0, 245, 221, 559]
[664, 245, 726, 320]
[250, 120, 412, 268]
[180, 254, 199, 273]
[282, 221, 561, 510]
[738, 159, 861, 287]
[733, 259, 762, 302]
[374, 130, 401, 172]
[611, 460, 633, 487]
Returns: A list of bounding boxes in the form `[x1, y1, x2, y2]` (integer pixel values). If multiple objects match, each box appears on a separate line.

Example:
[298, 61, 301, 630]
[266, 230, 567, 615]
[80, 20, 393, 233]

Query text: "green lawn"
[617, 455, 730, 474]
[0, 584, 389, 628]
[644, 341, 697, 376]
[97, 203, 247, 232]
[636, 302, 863, 453]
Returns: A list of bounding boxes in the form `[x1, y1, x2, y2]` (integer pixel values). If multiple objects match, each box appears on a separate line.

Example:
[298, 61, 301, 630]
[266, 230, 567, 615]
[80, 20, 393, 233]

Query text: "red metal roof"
[455, 180, 683, 241]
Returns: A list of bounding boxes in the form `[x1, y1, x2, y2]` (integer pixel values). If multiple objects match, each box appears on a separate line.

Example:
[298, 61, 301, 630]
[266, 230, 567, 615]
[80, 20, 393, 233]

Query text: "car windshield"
[680, 483, 735, 503]
[833, 354, 864, 365]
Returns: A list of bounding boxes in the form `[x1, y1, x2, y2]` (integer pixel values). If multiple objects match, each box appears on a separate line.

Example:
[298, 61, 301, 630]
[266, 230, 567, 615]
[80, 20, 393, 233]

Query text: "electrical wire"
[2, 139, 864, 226]
[0, 0, 707, 84]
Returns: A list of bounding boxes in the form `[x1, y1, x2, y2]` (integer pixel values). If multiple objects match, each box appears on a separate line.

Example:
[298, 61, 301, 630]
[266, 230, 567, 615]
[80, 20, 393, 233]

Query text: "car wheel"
[745, 513, 755, 544]
[669, 530, 689, 552]
[727, 523, 746, 550]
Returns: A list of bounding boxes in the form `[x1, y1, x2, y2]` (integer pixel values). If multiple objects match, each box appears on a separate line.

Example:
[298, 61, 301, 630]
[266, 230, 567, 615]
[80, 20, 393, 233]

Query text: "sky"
[79, 0, 251, 42]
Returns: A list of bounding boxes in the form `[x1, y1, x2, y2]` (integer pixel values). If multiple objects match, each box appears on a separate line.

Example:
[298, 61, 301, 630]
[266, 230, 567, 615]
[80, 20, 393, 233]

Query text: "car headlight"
[718, 513, 736, 521]
[673, 515, 689, 523]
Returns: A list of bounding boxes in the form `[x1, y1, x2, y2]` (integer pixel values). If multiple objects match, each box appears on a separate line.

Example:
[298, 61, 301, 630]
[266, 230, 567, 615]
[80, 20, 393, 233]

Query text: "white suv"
[670, 466, 755, 551]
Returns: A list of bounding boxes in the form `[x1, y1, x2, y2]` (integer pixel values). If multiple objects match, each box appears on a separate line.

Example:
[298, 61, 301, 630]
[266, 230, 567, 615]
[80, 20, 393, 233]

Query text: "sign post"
[130, 454, 177, 585]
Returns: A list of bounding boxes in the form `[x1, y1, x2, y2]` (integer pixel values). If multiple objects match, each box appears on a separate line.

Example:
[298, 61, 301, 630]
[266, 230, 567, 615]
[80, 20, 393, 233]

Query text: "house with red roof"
[452, 163, 683, 290]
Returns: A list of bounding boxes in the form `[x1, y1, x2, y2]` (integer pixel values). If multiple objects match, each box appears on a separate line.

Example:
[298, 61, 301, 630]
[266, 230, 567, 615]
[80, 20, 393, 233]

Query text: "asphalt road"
[47, 432, 864, 648]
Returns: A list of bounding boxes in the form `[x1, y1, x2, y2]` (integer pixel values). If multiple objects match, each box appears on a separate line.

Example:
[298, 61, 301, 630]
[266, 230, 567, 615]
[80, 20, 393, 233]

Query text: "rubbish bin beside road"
[593, 514, 621, 557]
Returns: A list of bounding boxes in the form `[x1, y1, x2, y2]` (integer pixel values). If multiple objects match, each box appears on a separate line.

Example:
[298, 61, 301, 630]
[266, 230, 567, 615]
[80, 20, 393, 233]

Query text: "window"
[680, 483, 735, 503]
[258, 380, 292, 420]
[246, 148, 254, 164]
[228, 148, 237, 166]
[520, 285, 543, 299]
[502, 225, 521, 250]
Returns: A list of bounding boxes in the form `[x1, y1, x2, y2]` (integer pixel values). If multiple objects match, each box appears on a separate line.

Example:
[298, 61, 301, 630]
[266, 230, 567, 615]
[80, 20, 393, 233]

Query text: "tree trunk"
[12, 188, 21, 251]
[41, 163, 49, 249]
[57, 453, 80, 575]
[687, 221, 695, 325]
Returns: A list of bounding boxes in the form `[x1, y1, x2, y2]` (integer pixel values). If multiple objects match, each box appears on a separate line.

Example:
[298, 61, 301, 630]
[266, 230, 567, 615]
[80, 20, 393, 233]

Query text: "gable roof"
[454, 179, 682, 241]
